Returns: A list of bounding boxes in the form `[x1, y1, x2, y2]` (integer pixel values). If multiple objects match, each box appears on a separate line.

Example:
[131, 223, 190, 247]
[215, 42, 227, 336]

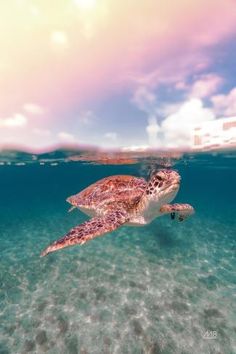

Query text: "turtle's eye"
[156, 175, 163, 181]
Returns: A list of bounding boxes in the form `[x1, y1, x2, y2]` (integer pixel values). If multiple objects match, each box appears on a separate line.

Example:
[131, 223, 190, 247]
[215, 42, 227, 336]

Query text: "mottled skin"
[41, 170, 194, 257]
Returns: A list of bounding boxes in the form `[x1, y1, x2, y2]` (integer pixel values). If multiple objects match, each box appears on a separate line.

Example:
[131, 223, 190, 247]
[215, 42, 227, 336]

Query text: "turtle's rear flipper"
[160, 203, 194, 222]
[40, 210, 128, 257]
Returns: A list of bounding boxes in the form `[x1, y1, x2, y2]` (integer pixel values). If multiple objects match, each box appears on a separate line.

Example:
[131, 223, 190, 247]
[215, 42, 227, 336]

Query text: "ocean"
[0, 150, 235, 354]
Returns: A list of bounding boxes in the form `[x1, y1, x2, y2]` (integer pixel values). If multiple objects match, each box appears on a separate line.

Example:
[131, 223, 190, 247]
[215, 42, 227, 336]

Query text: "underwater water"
[0, 150, 235, 354]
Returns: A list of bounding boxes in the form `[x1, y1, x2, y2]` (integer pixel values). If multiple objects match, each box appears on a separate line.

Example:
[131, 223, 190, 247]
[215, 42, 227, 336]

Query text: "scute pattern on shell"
[72, 175, 147, 211]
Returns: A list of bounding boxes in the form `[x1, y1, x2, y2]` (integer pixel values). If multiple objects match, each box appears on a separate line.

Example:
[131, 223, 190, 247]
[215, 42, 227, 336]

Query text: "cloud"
[23, 103, 44, 115]
[132, 85, 184, 118]
[104, 132, 117, 141]
[33, 128, 51, 137]
[211, 87, 236, 116]
[132, 86, 157, 115]
[0, 113, 27, 127]
[58, 132, 76, 142]
[132, 84, 220, 148]
[78, 110, 96, 125]
[146, 117, 160, 146]
[160, 99, 215, 148]
[3, 0, 236, 120]
[190, 74, 223, 98]
[137, 97, 216, 148]
[1, 0, 236, 150]
[121, 145, 149, 152]
[132, 86, 162, 146]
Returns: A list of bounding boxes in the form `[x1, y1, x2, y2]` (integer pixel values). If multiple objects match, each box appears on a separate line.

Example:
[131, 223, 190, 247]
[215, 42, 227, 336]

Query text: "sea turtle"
[41, 169, 194, 257]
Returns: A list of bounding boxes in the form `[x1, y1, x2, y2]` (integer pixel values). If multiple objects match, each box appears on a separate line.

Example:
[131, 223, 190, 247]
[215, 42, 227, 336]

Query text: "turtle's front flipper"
[40, 210, 128, 257]
[160, 203, 194, 222]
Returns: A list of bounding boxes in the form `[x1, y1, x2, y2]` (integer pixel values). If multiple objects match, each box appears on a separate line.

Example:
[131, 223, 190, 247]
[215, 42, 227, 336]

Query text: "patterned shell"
[74, 175, 147, 211]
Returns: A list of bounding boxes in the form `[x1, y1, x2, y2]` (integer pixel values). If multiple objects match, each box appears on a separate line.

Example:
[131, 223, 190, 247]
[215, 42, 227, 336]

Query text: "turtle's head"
[66, 195, 78, 212]
[146, 169, 180, 204]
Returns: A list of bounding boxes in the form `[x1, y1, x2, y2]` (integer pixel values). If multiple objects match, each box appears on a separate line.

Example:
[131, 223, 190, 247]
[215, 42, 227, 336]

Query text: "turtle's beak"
[68, 205, 76, 213]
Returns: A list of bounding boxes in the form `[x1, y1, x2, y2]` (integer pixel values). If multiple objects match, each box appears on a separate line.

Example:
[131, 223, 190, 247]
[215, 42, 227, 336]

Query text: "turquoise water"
[0, 150, 236, 354]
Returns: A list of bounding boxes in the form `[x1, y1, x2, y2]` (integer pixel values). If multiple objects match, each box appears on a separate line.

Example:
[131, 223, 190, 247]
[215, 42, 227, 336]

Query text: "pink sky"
[0, 0, 236, 149]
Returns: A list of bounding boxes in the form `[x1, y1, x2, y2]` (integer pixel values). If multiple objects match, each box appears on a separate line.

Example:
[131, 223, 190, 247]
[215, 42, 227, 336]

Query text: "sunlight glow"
[74, 0, 97, 10]
[51, 31, 68, 46]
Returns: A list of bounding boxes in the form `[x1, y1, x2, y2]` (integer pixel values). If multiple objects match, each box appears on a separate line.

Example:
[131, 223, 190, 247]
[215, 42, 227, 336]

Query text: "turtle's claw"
[68, 206, 76, 213]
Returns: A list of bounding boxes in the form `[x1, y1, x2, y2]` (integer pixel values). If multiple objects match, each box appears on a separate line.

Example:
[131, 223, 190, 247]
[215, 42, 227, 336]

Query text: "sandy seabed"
[1, 209, 235, 354]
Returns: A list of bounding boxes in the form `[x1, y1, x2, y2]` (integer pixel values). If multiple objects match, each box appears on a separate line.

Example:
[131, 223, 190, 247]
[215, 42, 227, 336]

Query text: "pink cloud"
[190, 74, 223, 98]
[0, 113, 27, 127]
[211, 87, 236, 116]
[1, 1, 236, 114]
[1, 0, 236, 149]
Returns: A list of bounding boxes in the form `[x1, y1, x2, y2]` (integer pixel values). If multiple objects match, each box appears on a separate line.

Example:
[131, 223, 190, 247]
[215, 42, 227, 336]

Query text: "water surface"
[0, 150, 235, 354]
